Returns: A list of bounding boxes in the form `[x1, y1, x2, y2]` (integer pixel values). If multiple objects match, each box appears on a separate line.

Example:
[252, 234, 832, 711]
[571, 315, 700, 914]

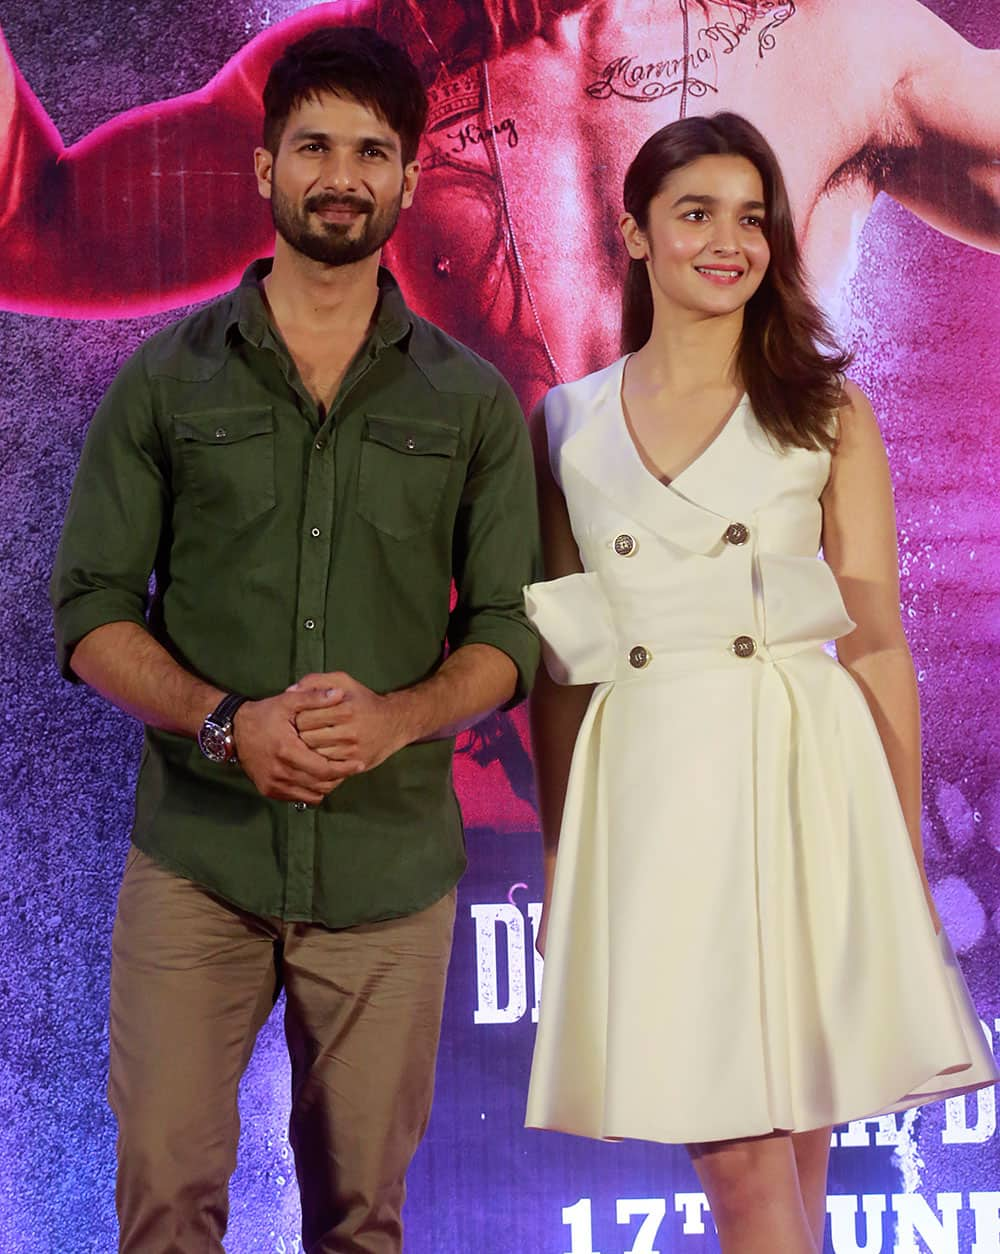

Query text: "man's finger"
[271, 733, 351, 781]
[303, 745, 361, 765]
[313, 747, 367, 770]
[288, 671, 350, 692]
[298, 724, 359, 749]
[285, 744, 359, 774]
[266, 776, 351, 805]
[269, 756, 357, 792]
[295, 702, 356, 733]
[284, 737, 346, 777]
[283, 688, 345, 717]
[258, 778, 328, 804]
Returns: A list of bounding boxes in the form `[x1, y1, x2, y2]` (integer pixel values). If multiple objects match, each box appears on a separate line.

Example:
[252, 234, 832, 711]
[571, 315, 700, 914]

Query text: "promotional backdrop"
[0, 2, 998, 1251]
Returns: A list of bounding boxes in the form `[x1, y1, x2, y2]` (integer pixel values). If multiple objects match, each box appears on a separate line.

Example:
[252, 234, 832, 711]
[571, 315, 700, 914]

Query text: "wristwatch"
[197, 693, 248, 764]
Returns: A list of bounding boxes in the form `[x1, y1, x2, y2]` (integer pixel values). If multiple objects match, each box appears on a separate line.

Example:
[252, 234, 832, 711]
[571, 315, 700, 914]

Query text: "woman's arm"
[821, 381, 940, 930]
[527, 403, 594, 954]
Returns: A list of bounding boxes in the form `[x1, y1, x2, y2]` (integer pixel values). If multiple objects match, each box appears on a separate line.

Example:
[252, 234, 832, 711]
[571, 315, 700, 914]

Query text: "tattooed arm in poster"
[0, 0, 997, 320]
[0, 4, 376, 315]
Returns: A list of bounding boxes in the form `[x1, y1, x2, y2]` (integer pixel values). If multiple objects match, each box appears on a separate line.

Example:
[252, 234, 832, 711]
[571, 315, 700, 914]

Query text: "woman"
[523, 112, 997, 1254]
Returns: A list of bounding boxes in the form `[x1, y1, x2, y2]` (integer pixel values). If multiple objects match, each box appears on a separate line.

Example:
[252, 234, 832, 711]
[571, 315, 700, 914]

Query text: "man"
[50, 26, 539, 1254]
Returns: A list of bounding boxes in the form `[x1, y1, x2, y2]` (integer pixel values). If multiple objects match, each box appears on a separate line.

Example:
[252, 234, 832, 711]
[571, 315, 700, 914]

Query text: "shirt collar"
[226, 258, 413, 351]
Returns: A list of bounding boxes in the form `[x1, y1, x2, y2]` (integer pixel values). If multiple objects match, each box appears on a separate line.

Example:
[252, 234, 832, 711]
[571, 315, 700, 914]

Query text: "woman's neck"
[632, 306, 743, 397]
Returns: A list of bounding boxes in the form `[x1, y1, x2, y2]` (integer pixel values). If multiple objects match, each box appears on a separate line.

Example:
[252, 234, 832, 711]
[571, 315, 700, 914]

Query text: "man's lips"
[307, 197, 373, 223]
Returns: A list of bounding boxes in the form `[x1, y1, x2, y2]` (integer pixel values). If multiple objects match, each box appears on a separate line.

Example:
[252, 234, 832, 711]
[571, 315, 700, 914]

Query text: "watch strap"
[208, 692, 248, 729]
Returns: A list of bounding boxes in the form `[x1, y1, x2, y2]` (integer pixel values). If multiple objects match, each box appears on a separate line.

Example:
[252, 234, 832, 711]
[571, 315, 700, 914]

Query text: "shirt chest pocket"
[357, 415, 460, 540]
[173, 408, 276, 532]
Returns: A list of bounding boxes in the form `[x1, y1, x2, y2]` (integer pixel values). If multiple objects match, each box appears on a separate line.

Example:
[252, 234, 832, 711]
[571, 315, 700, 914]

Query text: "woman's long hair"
[622, 112, 850, 452]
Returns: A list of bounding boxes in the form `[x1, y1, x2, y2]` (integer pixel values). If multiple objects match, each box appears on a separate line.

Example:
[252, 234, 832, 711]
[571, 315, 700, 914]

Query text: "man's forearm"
[70, 621, 223, 736]
[388, 643, 519, 744]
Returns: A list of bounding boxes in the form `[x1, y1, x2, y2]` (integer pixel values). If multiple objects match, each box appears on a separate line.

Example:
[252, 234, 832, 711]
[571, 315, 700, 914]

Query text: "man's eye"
[363, 146, 386, 159]
[743, 216, 765, 228]
[684, 210, 707, 221]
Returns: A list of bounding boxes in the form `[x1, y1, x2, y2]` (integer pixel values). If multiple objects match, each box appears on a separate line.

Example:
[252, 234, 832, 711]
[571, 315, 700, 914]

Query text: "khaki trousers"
[109, 848, 456, 1254]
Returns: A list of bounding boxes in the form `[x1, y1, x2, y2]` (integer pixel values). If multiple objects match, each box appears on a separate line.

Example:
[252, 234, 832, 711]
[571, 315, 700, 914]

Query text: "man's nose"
[319, 150, 359, 191]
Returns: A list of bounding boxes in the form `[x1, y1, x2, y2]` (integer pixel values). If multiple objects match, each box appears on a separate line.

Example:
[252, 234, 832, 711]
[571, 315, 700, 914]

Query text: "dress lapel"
[560, 358, 735, 556]
[667, 398, 779, 523]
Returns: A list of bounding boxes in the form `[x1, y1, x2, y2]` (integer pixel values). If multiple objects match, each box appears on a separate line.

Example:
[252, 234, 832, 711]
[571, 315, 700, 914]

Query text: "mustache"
[304, 193, 374, 215]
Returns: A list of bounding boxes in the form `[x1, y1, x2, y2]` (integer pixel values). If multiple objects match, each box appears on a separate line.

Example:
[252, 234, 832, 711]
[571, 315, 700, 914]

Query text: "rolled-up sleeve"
[50, 352, 168, 680]
[448, 375, 542, 703]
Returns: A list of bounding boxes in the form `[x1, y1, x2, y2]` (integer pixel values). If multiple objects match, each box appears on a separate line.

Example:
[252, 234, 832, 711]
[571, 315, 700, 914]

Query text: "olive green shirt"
[51, 261, 540, 926]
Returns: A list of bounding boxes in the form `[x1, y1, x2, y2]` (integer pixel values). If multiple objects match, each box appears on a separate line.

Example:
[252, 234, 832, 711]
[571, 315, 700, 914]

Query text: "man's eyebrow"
[287, 128, 400, 151]
[670, 193, 767, 211]
[359, 134, 400, 152]
[288, 128, 332, 145]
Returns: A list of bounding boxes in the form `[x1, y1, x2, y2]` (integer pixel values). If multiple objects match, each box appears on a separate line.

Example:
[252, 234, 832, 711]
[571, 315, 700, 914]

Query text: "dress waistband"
[606, 637, 832, 685]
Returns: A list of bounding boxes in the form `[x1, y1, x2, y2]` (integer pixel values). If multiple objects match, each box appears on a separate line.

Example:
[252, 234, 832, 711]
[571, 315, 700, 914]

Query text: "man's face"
[255, 92, 420, 267]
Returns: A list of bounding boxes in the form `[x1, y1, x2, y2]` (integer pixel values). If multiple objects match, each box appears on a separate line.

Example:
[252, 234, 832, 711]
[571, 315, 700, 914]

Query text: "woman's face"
[622, 153, 771, 322]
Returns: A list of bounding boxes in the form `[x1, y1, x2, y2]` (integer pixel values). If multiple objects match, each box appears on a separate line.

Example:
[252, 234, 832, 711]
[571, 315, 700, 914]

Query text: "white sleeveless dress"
[524, 358, 998, 1144]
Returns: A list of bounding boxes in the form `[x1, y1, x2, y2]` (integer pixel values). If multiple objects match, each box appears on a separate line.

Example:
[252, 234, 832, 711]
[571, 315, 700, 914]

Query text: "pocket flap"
[173, 408, 274, 445]
[364, 415, 459, 458]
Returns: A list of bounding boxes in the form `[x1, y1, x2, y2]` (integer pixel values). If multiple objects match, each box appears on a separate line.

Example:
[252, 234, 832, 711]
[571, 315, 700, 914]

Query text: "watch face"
[198, 721, 232, 763]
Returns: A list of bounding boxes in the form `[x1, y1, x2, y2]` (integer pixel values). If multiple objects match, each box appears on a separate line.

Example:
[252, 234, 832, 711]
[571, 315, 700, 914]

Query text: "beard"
[270, 182, 403, 267]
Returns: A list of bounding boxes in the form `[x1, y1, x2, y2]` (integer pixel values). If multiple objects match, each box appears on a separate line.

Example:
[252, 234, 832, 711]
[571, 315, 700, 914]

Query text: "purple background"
[0, 2, 998, 1251]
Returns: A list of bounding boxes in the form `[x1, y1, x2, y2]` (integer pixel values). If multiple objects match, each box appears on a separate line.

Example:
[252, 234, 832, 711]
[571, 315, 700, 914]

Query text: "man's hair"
[262, 27, 428, 165]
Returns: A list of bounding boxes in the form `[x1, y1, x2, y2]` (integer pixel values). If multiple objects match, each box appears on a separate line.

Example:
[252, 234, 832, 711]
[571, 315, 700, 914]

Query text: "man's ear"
[253, 147, 275, 201]
[400, 160, 421, 210]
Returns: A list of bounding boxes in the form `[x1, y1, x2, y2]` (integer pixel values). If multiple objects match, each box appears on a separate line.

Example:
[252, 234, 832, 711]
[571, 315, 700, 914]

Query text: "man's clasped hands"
[232, 673, 411, 807]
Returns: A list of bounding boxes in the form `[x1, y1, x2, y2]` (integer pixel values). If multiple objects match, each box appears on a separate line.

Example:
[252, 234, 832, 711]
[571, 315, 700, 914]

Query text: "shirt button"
[628, 645, 651, 669]
[613, 533, 636, 557]
[293, 801, 307, 812]
[405, 436, 417, 450]
[732, 635, 757, 658]
[310, 527, 321, 538]
[215, 427, 227, 440]
[724, 522, 750, 546]
[304, 619, 316, 630]
[314, 440, 325, 451]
